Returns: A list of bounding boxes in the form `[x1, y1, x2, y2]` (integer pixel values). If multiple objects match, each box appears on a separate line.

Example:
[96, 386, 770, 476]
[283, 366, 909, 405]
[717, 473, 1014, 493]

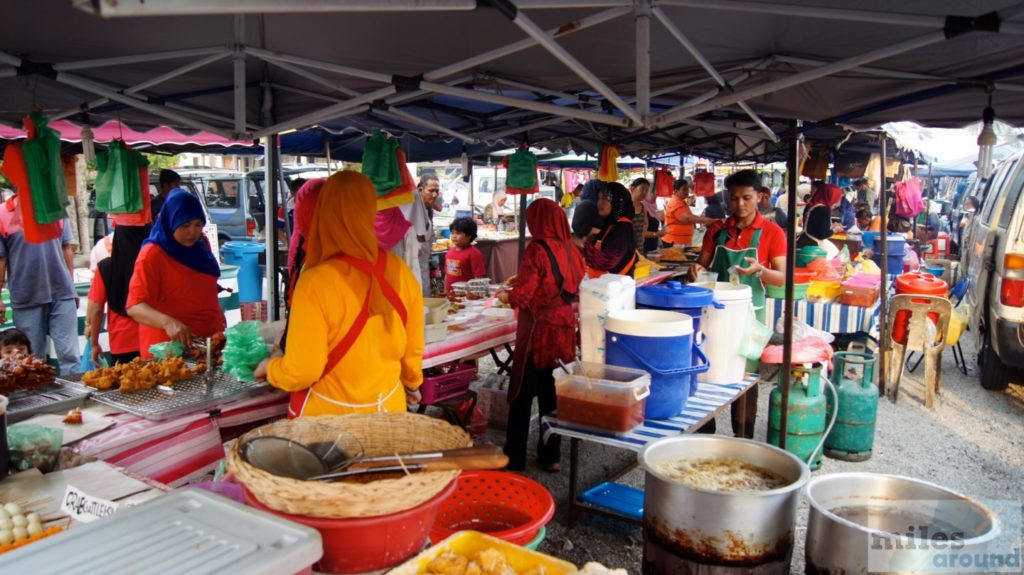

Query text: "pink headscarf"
[640, 193, 661, 221]
[375, 206, 412, 251]
[287, 178, 325, 271]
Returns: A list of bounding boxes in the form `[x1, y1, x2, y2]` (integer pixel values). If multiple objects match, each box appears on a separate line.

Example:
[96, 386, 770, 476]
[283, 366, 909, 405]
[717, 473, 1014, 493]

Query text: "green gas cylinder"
[768, 364, 827, 470]
[825, 352, 879, 461]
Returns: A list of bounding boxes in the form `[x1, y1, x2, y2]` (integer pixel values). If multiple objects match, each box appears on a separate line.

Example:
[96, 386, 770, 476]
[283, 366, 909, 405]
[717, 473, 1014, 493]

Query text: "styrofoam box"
[1, 489, 322, 575]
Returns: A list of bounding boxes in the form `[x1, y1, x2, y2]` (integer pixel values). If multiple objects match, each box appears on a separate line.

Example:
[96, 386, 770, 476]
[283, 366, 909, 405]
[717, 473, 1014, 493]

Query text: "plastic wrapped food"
[148, 341, 184, 360]
[222, 321, 270, 381]
[7, 424, 63, 473]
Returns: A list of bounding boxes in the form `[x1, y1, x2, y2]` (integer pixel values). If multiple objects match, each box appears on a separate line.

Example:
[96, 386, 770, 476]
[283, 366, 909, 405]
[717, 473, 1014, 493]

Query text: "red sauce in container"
[557, 393, 646, 433]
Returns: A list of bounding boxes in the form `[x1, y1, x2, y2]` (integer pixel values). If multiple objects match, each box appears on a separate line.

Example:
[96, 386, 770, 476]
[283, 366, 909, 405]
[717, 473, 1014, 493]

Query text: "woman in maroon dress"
[498, 198, 584, 472]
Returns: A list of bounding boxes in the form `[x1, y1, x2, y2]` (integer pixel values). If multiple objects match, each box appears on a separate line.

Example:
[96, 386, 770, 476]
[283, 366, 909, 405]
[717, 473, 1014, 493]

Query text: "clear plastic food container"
[555, 362, 651, 433]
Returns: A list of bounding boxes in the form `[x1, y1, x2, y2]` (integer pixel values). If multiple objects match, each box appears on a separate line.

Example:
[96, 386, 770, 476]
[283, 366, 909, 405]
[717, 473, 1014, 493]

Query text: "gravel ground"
[475, 329, 1024, 573]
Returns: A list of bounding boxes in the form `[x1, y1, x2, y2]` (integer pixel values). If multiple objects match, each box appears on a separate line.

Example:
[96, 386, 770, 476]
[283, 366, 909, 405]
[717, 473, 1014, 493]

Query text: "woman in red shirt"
[497, 198, 584, 472]
[127, 189, 225, 359]
[88, 226, 148, 365]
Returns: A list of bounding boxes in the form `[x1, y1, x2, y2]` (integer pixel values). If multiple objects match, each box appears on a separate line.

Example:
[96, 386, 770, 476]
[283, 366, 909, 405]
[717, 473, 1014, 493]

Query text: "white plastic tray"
[0, 488, 322, 575]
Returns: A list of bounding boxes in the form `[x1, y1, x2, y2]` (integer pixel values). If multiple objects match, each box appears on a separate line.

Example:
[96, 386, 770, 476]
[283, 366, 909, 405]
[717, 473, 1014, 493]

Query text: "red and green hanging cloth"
[597, 144, 620, 183]
[20, 112, 68, 225]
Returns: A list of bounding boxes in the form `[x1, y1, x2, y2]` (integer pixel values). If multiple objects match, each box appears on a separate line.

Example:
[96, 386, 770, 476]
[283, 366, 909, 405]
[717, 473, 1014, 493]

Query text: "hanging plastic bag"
[740, 308, 773, 360]
[0, 144, 63, 244]
[775, 316, 835, 344]
[654, 167, 674, 198]
[79, 340, 107, 372]
[693, 172, 714, 197]
[506, 149, 538, 190]
[376, 148, 416, 210]
[362, 131, 402, 195]
[597, 144, 620, 182]
[7, 424, 63, 473]
[894, 177, 925, 219]
[20, 112, 68, 224]
[149, 341, 184, 359]
[222, 321, 271, 381]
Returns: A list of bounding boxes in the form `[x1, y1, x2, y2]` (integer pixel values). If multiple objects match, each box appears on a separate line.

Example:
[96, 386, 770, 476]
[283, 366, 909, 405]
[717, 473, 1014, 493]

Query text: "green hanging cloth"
[20, 112, 68, 224]
[506, 148, 538, 190]
[95, 140, 147, 214]
[361, 131, 403, 195]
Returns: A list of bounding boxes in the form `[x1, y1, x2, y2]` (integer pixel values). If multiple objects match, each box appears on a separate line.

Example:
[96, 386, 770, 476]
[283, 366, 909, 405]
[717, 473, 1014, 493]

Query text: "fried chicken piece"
[426, 552, 469, 575]
[473, 549, 508, 575]
[62, 408, 83, 424]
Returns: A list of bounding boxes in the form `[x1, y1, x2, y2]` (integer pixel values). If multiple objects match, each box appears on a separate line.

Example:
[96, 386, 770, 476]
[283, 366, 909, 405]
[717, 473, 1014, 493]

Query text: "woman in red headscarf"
[497, 198, 584, 472]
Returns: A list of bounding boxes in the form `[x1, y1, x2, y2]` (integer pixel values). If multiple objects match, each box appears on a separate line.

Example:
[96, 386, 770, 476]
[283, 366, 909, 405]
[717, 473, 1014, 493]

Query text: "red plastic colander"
[429, 470, 555, 546]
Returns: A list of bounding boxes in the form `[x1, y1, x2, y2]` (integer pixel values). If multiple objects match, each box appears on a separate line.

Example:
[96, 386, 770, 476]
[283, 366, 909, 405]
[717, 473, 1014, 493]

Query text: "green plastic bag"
[506, 149, 538, 190]
[222, 321, 270, 381]
[7, 423, 63, 473]
[95, 141, 146, 214]
[20, 112, 68, 224]
[361, 131, 402, 195]
[149, 341, 184, 359]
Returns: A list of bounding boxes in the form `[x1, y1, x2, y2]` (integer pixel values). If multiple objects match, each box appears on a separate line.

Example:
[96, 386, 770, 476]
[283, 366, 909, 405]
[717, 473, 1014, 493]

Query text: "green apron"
[710, 226, 766, 324]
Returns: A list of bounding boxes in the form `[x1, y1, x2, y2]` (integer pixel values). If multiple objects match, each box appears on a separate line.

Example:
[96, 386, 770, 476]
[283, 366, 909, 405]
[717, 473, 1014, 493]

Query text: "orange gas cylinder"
[892, 272, 948, 344]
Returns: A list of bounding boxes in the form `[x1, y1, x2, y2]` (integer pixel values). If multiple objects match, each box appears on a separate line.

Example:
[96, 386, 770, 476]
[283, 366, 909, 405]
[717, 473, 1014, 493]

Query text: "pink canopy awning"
[0, 119, 255, 148]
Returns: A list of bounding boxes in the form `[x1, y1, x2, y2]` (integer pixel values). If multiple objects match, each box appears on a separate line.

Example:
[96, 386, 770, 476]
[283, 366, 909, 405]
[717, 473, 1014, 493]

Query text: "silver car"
[962, 150, 1024, 390]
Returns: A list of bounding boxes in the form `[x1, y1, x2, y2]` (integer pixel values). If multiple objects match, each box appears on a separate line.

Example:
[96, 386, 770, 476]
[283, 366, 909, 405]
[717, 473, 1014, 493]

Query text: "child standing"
[445, 217, 486, 292]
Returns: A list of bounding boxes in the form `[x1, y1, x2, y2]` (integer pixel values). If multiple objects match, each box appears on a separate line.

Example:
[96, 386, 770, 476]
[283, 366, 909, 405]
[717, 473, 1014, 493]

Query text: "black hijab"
[601, 182, 635, 228]
[97, 225, 150, 316]
[798, 204, 832, 248]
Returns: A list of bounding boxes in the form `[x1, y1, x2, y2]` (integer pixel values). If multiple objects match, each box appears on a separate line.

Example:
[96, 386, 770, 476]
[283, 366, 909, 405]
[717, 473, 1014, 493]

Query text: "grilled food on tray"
[81, 357, 203, 393]
[0, 356, 57, 396]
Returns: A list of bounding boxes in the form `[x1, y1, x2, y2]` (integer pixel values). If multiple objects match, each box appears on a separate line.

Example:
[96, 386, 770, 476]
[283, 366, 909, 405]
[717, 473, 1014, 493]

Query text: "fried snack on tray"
[425, 548, 521, 575]
[657, 247, 688, 262]
[0, 356, 57, 395]
[81, 357, 204, 393]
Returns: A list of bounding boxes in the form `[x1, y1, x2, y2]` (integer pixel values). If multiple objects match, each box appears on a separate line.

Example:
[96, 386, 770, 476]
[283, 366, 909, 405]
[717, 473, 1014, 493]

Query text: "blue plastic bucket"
[605, 310, 709, 420]
[636, 282, 717, 397]
[222, 241, 265, 303]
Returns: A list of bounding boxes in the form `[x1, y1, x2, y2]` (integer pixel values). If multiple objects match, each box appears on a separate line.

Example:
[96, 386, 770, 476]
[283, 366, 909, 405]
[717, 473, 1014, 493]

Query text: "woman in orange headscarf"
[254, 171, 424, 417]
[497, 198, 584, 472]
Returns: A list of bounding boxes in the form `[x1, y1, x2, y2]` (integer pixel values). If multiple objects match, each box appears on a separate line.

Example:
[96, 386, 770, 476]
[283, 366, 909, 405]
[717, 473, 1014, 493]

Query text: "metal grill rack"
[6, 382, 91, 424]
[86, 369, 270, 421]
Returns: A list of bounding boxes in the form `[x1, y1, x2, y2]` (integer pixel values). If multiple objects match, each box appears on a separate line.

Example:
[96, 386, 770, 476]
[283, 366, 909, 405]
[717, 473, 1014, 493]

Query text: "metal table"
[542, 375, 759, 527]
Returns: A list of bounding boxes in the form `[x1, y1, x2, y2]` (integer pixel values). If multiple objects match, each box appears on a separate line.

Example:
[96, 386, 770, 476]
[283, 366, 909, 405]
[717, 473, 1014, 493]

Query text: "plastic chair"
[887, 294, 952, 408]
[907, 279, 968, 375]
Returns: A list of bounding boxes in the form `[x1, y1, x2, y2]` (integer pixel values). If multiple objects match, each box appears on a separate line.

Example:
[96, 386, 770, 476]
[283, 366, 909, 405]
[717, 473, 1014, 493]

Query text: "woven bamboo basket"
[227, 412, 471, 519]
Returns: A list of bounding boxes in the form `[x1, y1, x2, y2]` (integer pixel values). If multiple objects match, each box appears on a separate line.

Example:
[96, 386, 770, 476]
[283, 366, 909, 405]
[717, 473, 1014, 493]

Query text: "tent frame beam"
[53, 46, 229, 71]
[655, 0, 1024, 35]
[233, 15, 247, 138]
[254, 85, 398, 138]
[773, 54, 1024, 92]
[651, 6, 778, 142]
[75, 0, 632, 17]
[506, 1, 642, 125]
[636, 0, 652, 118]
[653, 30, 950, 127]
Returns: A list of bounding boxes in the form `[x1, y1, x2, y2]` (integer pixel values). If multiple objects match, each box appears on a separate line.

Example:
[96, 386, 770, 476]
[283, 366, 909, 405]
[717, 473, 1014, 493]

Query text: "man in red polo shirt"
[691, 169, 787, 438]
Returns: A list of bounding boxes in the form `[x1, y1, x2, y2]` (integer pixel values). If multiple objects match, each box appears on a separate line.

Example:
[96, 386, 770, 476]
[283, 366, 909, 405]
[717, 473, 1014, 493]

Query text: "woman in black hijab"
[89, 225, 149, 365]
[583, 182, 638, 278]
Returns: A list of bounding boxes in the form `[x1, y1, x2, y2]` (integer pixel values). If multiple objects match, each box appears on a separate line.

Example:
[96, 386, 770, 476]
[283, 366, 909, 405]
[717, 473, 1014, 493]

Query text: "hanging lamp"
[977, 92, 997, 180]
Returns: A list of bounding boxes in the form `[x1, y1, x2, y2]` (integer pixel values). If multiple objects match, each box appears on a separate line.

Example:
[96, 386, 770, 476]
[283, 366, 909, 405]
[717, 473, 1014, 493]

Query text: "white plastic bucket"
[700, 282, 752, 384]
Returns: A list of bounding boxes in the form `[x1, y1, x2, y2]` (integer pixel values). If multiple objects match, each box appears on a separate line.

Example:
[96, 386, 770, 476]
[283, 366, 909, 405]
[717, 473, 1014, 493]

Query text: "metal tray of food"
[6, 382, 92, 424]
[87, 369, 272, 421]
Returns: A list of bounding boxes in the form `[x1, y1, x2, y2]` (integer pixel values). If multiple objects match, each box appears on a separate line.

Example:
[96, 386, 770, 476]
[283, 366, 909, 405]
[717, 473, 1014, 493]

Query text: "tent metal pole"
[77, 0, 478, 17]
[508, 1, 642, 126]
[0, 68, 15, 79]
[245, 47, 393, 84]
[55, 72, 235, 138]
[381, 107, 478, 143]
[264, 135, 282, 321]
[878, 135, 889, 398]
[654, 30, 949, 127]
[233, 15, 247, 138]
[53, 47, 228, 71]
[51, 51, 233, 121]
[654, 0, 1023, 33]
[164, 101, 262, 131]
[0, 52, 22, 67]
[264, 60, 360, 97]
[475, 118, 569, 142]
[780, 120, 801, 451]
[421, 81, 631, 128]
[651, 6, 777, 142]
[425, 7, 629, 82]
[636, 0, 652, 118]
[254, 85, 397, 138]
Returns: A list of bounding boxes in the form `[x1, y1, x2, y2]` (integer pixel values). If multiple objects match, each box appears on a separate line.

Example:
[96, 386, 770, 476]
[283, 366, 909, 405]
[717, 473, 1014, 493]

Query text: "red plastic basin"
[244, 479, 457, 574]
[429, 471, 555, 546]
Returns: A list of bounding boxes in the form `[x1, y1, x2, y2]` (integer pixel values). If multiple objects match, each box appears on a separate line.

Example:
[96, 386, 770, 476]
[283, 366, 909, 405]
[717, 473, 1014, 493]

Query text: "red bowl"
[429, 471, 555, 546]
[244, 479, 456, 574]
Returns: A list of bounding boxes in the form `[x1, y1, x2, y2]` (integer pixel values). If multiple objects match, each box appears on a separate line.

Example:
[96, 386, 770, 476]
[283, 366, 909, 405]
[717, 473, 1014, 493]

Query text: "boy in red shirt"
[444, 217, 486, 292]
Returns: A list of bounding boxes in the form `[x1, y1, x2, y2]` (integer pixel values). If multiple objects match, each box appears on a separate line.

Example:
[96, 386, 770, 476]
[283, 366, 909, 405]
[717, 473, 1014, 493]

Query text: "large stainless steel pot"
[638, 436, 811, 573]
[806, 473, 1001, 574]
